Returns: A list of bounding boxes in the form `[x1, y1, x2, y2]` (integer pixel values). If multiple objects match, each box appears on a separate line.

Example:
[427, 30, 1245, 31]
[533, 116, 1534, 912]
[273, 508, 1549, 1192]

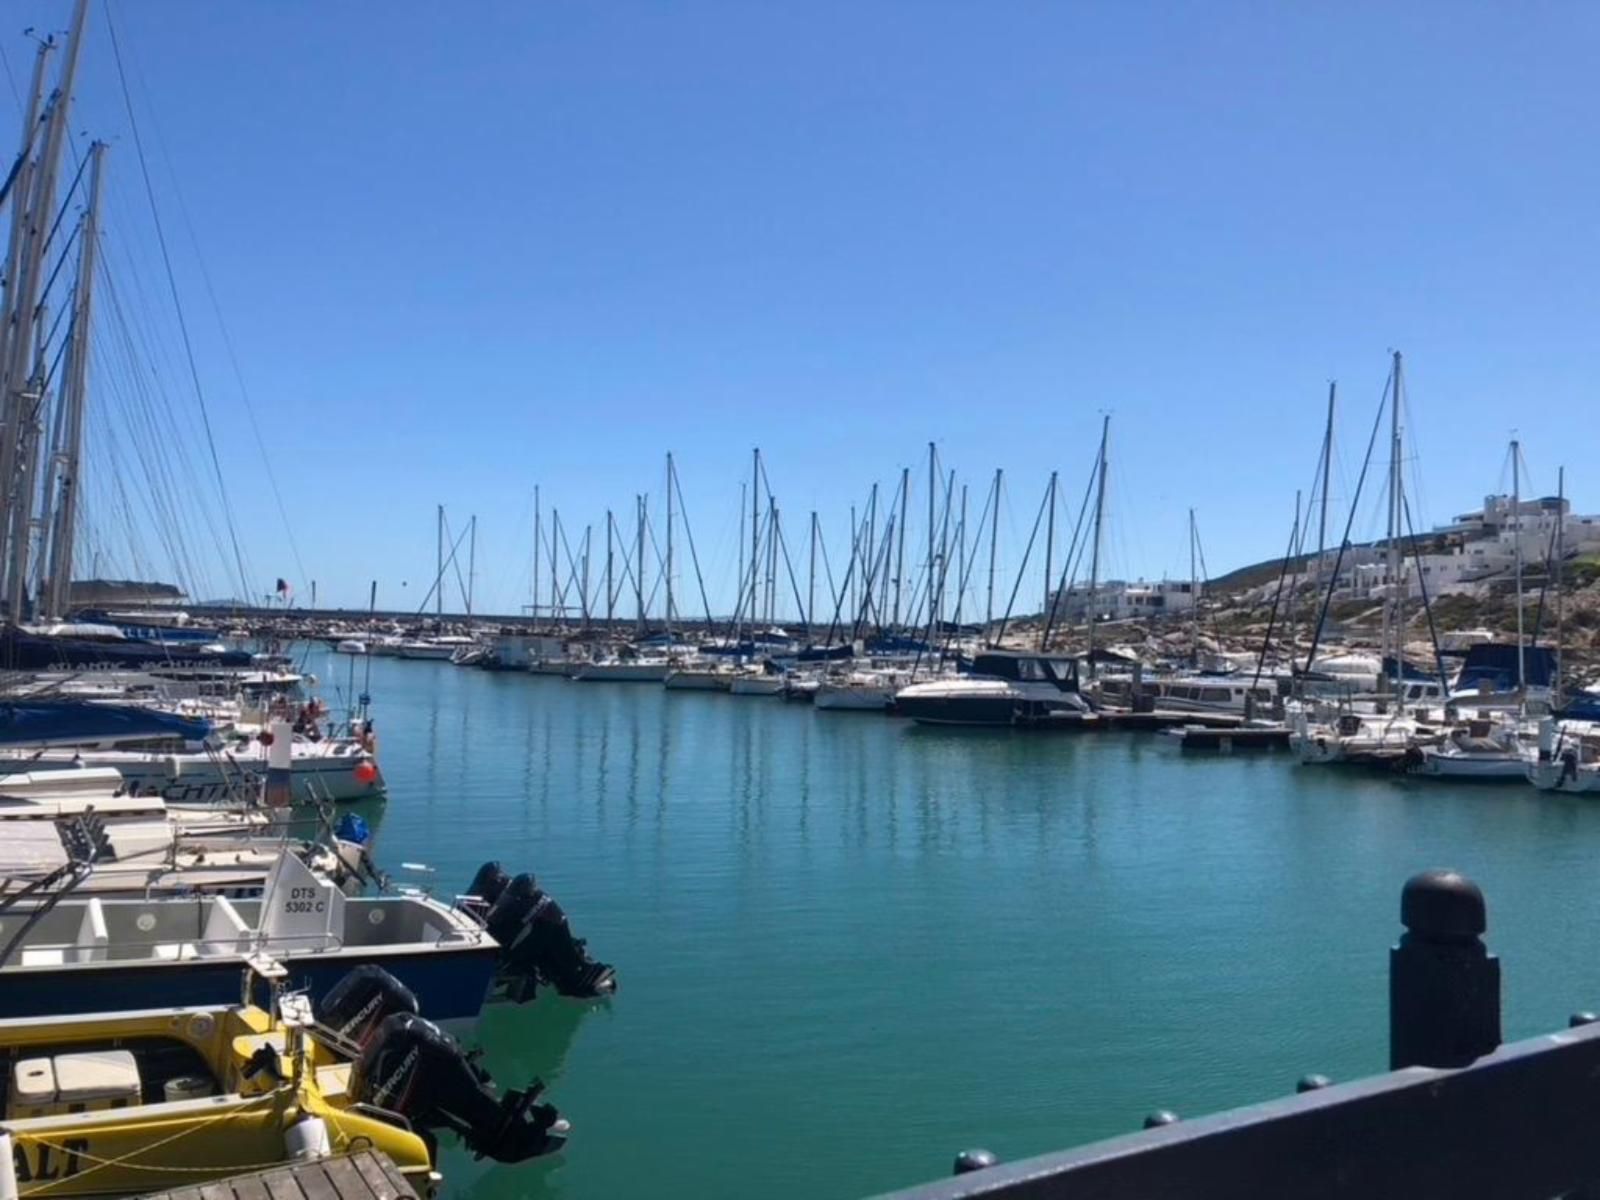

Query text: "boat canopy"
[1454, 644, 1556, 692]
[0, 702, 213, 747]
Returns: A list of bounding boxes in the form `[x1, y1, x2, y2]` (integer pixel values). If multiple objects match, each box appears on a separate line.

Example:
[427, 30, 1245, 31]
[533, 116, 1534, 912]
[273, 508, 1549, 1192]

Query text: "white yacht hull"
[572, 662, 672, 682]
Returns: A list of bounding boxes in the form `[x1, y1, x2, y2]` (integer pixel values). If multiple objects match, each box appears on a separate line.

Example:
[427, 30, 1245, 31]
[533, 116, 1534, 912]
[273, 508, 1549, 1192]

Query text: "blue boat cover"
[1454, 644, 1556, 692]
[0, 702, 212, 747]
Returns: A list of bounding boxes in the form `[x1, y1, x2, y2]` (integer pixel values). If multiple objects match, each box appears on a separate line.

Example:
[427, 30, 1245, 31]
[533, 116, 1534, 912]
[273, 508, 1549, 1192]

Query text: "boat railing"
[873, 869, 1600, 1200]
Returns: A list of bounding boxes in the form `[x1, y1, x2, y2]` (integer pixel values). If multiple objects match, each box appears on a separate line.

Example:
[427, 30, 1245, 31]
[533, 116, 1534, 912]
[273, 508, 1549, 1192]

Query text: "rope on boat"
[17, 1091, 284, 1193]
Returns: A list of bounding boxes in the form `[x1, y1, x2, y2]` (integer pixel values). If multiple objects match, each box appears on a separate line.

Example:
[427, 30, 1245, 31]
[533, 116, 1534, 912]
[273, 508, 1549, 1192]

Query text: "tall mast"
[581, 524, 593, 628]
[435, 504, 444, 621]
[605, 510, 615, 627]
[1383, 352, 1402, 694]
[736, 483, 746, 639]
[665, 452, 675, 637]
[955, 483, 967, 626]
[1555, 464, 1565, 705]
[768, 503, 780, 625]
[1087, 416, 1110, 678]
[467, 515, 476, 617]
[986, 468, 1001, 631]
[749, 448, 760, 634]
[1043, 470, 1058, 621]
[1189, 508, 1198, 666]
[849, 504, 857, 621]
[926, 442, 936, 629]
[41, 141, 105, 620]
[532, 486, 541, 622]
[549, 505, 559, 623]
[636, 494, 646, 636]
[894, 466, 909, 629]
[1511, 437, 1525, 703]
[1, 1, 88, 617]
[1318, 381, 1335, 563]
[807, 510, 817, 640]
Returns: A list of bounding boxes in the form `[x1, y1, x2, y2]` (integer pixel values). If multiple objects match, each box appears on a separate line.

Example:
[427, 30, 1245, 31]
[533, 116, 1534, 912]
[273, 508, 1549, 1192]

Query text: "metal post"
[1390, 869, 1500, 1070]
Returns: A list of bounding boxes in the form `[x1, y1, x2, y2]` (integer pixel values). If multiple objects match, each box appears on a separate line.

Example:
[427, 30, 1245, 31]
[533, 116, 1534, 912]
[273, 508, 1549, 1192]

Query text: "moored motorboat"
[895, 651, 1092, 727]
[0, 965, 570, 1197]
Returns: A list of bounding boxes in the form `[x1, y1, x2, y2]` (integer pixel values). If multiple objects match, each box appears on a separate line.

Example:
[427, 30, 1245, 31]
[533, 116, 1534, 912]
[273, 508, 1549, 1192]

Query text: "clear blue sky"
[11, 1, 1598, 616]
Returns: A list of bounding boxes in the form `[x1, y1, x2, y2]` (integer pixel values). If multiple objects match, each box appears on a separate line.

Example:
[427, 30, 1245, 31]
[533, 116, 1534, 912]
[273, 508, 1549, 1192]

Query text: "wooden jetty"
[139, 1151, 423, 1200]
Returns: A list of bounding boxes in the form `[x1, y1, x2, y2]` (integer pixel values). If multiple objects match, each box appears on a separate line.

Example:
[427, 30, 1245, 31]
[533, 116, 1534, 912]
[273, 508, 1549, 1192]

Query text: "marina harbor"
[0, 1, 1595, 1197]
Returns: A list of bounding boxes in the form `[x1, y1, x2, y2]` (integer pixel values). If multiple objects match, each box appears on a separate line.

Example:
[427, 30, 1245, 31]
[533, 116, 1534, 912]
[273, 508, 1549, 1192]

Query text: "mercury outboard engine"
[465, 860, 512, 910]
[318, 964, 420, 1050]
[484, 872, 617, 1001]
[351, 1011, 569, 1161]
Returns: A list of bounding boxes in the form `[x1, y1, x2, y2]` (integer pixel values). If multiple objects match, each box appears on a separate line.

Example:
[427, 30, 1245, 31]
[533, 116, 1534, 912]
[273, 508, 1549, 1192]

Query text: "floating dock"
[138, 1151, 423, 1200]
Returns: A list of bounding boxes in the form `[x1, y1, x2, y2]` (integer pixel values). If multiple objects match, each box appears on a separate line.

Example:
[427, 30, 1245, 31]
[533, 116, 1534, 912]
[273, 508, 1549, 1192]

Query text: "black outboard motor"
[465, 861, 511, 910]
[485, 872, 617, 1001]
[351, 1012, 569, 1162]
[317, 964, 421, 1050]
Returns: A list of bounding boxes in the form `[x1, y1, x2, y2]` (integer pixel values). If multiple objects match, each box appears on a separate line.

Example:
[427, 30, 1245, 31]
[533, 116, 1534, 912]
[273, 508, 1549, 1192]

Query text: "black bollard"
[1142, 1110, 1180, 1129]
[1296, 1074, 1332, 1093]
[1389, 869, 1501, 1070]
[952, 1149, 998, 1175]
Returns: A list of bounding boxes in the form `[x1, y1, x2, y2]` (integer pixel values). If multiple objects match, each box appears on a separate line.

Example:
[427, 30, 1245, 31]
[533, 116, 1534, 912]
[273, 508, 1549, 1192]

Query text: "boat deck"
[138, 1151, 420, 1200]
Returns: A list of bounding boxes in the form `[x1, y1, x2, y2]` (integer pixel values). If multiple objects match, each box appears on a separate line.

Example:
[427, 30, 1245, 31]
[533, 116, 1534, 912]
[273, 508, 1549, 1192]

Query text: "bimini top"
[969, 650, 1081, 688]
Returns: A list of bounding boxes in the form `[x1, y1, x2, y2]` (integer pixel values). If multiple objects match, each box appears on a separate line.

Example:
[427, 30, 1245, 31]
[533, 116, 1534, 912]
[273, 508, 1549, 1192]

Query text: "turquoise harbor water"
[325, 650, 1600, 1199]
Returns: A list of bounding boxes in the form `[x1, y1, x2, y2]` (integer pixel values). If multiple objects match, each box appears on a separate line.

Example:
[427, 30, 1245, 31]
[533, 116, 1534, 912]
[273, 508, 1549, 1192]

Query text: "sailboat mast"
[1087, 416, 1109, 677]
[1318, 382, 1335, 562]
[1555, 464, 1565, 705]
[1512, 437, 1525, 701]
[665, 452, 675, 637]
[955, 483, 968, 627]
[636, 494, 646, 635]
[41, 140, 105, 621]
[894, 466, 909, 630]
[807, 511, 817, 639]
[1043, 471, 1058, 620]
[436, 504, 444, 621]
[532, 486, 541, 623]
[749, 448, 760, 635]
[467, 515, 476, 617]
[0, 0, 87, 618]
[926, 442, 936, 629]
[1189, 508, 1198, 664]
[1384, 352, 1402, 694]
[986, 468, 1001, 631]
[605, 510, 615, 627]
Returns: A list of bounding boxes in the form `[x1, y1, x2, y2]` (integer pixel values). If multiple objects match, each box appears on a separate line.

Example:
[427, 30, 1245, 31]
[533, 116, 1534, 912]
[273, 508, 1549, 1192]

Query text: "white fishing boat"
[1410, 721, 1534, 781]
[0, 853, 551, 1029]
[1526, 713, 1600, 793]
[334, 639, 367, 655]
[397, 635, 475, 660]
[815, 670, 902, 712]
[5, 733, 383, 805]
[572, 657, 672, 683]
[728, 668, 784, 696]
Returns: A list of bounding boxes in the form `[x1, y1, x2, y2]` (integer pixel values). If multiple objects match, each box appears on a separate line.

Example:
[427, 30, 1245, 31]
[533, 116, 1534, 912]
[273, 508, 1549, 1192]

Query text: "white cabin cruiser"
[895, 651, 1092, 726]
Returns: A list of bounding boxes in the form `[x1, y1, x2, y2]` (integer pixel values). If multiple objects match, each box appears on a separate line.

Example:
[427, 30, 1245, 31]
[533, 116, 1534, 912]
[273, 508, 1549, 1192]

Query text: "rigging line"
[105, 1, 252, 600]
[132, 55, 307, 585]
[0, 38, 20, 114]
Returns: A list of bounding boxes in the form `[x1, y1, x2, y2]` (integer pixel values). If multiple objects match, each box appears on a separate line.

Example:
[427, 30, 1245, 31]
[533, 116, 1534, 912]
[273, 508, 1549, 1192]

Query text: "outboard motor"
[485, 873, 617, 1001]
[317, 965, 421, 1050]
[465, 861, 511, 910]
[351, 1012, 569, 1161]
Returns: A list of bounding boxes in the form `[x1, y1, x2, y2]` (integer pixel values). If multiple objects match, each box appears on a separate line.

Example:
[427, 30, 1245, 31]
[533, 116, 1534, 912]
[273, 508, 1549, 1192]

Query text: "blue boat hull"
[0, 944, 499, 1027]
